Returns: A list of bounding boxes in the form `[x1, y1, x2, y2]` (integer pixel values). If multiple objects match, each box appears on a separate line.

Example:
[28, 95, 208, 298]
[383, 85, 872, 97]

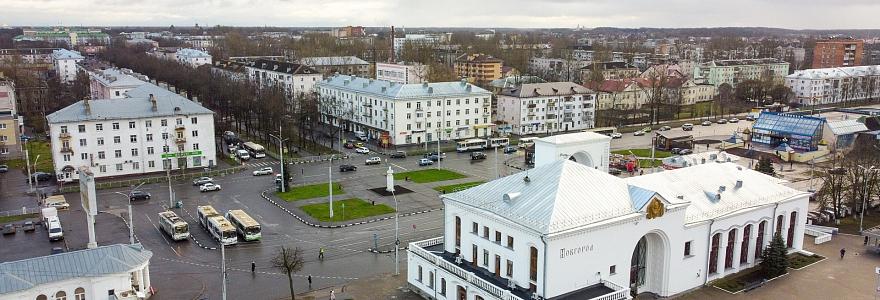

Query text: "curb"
[288, 155, 350, 165]
[260, 189, 443, 228]
[367, 246, 407, 254]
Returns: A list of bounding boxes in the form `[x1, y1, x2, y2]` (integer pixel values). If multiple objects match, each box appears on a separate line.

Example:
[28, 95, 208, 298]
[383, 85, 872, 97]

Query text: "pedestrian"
[308, 274, 312, 289]
[840, 248, 846, 259]
[319, 247, 325, 260]
[330, 289, 336, 300]
[639, 169, 644, 176]
[865, 236, 869, 245]
[251, 261, 255, 273]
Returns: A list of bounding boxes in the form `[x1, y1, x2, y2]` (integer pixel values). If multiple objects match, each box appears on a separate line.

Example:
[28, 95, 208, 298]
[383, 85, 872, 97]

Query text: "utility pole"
[221, 243, 227, 300]
[392, 190, 400, 276]
[270, 126, 289, 193]
[328, 155, 334, 219]
[113, 182, 144, 245]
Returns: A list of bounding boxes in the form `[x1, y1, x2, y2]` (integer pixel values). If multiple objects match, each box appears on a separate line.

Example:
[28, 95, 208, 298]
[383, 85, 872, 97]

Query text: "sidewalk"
[298, 269, 420, 300]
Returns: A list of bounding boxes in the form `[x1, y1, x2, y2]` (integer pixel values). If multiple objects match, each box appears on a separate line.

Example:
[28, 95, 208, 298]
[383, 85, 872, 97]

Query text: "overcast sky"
[3, 0, 878, 29]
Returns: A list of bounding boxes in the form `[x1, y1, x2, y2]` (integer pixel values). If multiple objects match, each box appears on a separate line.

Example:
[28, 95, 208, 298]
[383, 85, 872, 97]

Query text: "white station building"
[408, 132, 809, 300]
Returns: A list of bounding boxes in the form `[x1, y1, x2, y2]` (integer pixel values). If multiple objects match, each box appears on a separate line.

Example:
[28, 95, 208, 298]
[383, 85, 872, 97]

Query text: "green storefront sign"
[161, 150, 203, 159]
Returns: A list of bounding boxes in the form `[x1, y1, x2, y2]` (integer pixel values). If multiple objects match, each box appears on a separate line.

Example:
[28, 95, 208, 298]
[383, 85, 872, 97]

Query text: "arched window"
[725, 229, 737, 269]
[440, 278, 447, 296]
[755, 221, 766, 259]
[74, 288, 85, 300]
[54, 291, 67, 300]
[36, 295, 47, 300]
[741, 224, 752, 264]
[776, 215, 784, 236]
[454, 216, 461, 254]
[709, 233, 720, 273]
[787, 211, 797, 248]
[529, 246, 538, 292]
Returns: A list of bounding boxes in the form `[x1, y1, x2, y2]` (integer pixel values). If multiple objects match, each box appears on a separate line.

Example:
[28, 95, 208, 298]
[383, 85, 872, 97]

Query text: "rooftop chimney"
[83, 97, 91, 114]
[149, 94, 157, 112]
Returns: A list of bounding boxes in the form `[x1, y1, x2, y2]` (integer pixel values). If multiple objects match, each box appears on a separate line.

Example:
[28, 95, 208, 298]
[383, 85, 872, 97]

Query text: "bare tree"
[272, 246, 305, 300]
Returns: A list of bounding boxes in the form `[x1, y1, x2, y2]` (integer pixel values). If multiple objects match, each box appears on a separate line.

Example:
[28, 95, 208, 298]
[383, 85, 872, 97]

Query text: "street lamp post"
[269, 126, 289, 193]
[391, 190, 400, 276]
[113, 182, 145, 245]
[328, 155, 334, 219]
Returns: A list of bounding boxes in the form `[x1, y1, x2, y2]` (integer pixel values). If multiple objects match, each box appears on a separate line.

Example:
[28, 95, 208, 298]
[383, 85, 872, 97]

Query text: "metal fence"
[59, 166, 246, 193]
[0, 207, 40, 218]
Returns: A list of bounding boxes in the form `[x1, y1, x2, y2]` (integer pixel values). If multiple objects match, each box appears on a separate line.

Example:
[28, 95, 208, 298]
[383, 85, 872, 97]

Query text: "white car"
[355, 147, 370, 154]
[365, 157, 381, 165]
[418, 158, 434, 166]
[609, 133, 623, 139]
[253, 167, 274, 176]
[200, 183, 222, 192]
[633, 130, 645, 136]
[45, 201, 70, 210]
[193, 177, 214, 186]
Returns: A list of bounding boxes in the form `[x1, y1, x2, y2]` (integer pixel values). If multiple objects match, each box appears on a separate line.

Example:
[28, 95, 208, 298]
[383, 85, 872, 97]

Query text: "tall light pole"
[113, 182, 145, 245]
[162, 128, 174, 208]
[391, 190, 400, 276]
[859, 165, 877, 233]
[269, 126, 289, 193]
[328, 155, 334, 219]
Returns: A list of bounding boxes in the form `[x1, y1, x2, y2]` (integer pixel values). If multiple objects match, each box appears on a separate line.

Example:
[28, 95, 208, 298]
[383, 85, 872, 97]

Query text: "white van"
[354, 131, 368, 141]
[47, 217, 63, 241]
[237, 149, 251, 160]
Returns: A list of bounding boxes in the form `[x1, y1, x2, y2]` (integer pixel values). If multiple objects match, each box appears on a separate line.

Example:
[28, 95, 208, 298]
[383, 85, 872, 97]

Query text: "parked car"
[701, 121, 712, 126]
[390, 151, 407, 159]
[682, 123, 694, 131]
[339, 164, 358, 172]
[427, 154, 444, 161]
[45, 200, 70, 210]
[641, 127, 652, 133]
[193, 177, 213, 186]
[418, 158, 434, 166]
[275, 174, 284, 184]
[343, 142, 355, 149]
[729, 117, 740, 123]
[716, 118, 728, 124]
[29, 172, 53, 182]
[610, 132, 623, 139]
[678, 149, 693, 155]
[365, 157, 382, 165]
[355, 147, 370, 154]
[200, 183, 222, 192]
[253, 167, 274, 176]
[503, 146, 517, 154]
[633, 130, 645, 136]
[670, 148, 682, 154]
[355, 142, 365, 148]
[659, 126, 672, 131]
[0, 164, 8, 173]
[424, 152, 446, 160]
[51, 247, 65, 254]
[470, 152, 487, 160]
[126, 190, 150, 201]
[2, 224, 14, 235]
[22, 221, 35, 232]
[745, 115, 756, 121]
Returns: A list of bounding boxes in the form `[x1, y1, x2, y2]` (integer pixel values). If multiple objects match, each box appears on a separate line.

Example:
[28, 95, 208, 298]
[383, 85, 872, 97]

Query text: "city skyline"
[3, 0, 880, 29]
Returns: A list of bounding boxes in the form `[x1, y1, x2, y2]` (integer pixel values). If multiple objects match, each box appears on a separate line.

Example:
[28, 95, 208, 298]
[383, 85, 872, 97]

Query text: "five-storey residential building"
[455, 54, 503, 84]
[812, 38, 864, 69]
[298, 56, 371, 78]
[375, 62, 428, 84]
[85, 68, 147, 99]
[51, 49, 84, 83]
[244, 59, 322, 97]
[0, 77, 22, 159]
[495, 82, 596, 135]
[785, 65, 880, 106]
[316, 75, 494, 146]
[693, 58, 789, 88]
[46, 83, 216, 182]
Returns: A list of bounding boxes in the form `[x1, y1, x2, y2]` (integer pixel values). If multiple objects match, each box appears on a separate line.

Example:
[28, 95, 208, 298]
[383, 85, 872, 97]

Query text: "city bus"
[456, 139, 488, 152]
[158, 211, 190, 241]
[488, 137, 510, 148]
[241, 142, 267, 159]
[206, 215, 238, 246]
[226, 209, 262, 242]
[197, 205, 220, 229]
[517, 137, 539, 149]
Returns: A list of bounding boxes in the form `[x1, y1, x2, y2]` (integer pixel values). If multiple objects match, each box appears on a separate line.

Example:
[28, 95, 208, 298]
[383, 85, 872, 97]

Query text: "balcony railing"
[175, 137, 186, 144]
[60, 147, 74, 153]
[175, 124, 186, 131]
[59, 132, 71, 139]
[589, 280, 630, 300]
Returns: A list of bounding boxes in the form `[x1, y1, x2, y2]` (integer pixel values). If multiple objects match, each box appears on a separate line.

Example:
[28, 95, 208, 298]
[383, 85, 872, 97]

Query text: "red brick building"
[812, 38, 864, 68]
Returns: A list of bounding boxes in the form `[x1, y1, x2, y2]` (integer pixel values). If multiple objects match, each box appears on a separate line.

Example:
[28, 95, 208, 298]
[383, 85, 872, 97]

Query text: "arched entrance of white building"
[629, 231, 669, 297]
[567, 151, 594, 168]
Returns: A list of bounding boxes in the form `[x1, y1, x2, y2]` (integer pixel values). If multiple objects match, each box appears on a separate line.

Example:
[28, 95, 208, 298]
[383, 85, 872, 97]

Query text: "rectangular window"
[148, 161, 155, 168]
[176, 118, 183, 125]
[193, 143, 199, 150]
[79, 138, 87, 146]
[114, 136, 121, 144]
[506, 260, 513, 277]
[472, 222, 478, 233]
[63, 154, 70, 162]
[483, 250, 489, 266]
[162, 132, 169, 140]
[684, 241, 692, 256]
[129, 121, 135, 129]
[116, 163, 123, 171]
[146, 134, 153, 141]
[96, 123, 103, 131]
[130, 135, 137, 143]
[610, 265, 617, 275]
[495, 231, 501, 243]
[78, 124, 86, 133]
[98, 151, 105, 159]
[191, 117, 198, 124]
[133, 162, 139, 170]
[81, 153, 88, 160]
[145, 120, 152, 127]
[115, 150, 122, 158]
[483, 226, 489, 238]
[112, 122, 120, 130]
[192, 130, 198, 137]
[60, 126, 68, 133]
[147, 147, 154, 155]
[507, 236, 514, 249]
[131, 149, 139, 156]
[99, 165, 106, 173]
[161, 119, 167, 126]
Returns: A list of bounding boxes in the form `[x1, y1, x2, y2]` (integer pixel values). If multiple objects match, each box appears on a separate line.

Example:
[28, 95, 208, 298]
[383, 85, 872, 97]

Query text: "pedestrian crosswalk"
[246, 161, 278, 168]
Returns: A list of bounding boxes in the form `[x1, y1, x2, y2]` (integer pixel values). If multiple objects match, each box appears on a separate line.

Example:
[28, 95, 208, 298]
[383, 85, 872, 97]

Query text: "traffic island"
[368, 185, 414, 196]
[393, 169, 466, 183]
[299, 198, 395, 222]
[276, 182, 344, 201]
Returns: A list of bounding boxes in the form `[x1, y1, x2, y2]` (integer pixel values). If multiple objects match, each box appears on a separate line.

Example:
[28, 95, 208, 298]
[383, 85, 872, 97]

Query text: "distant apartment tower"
[812, 38, 864, 68]
[244, 59, 322, 97]
[85, 68, 148, 99]
[51, 49, 85, 83]
[455, 54, 503, 83]
[0, 77, 22, 159]
[13, 28, 110, 47]
[297, 56, 371, 78]
[332, 26, 366, 38]
[495, 82, 596, 135]
[375, 62, 428, 84]
[147, 48, 212, 68]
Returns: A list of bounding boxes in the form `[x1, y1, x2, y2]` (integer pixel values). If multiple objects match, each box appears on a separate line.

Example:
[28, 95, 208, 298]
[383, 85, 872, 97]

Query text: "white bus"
[488, 137, 510, 148]
[158, 211, 190, 241]
[241, 142, 266, 159]
[518, 137, 539, 148]
[456, 139, 488, 152]
[206, 215, 238, 246]
[226, 209, 261, 242]
[197, 205, 220, 228]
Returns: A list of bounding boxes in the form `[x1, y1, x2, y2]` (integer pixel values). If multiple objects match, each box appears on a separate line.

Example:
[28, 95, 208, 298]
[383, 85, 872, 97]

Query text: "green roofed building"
[14, 28, 110, 47]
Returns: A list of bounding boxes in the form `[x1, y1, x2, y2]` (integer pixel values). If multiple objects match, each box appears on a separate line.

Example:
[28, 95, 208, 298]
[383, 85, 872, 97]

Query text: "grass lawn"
[787, 252, 825, 269]
[300, 198, 395, 222]
[276, 182, 343, 201]
[433, 181, 485, 193]
[394, 169, 466, 183]
[711, 267, 775, 293]
[3, 141, 53, 173]
[638, 159, 663, 169]
[0, 213, 38, 224]
[611, 148, 672, 158]
[819, 213, 880, 235]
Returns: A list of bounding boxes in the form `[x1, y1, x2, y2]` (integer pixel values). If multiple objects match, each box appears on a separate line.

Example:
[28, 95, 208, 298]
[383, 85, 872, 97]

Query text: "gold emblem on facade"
[646, 198, 665, 219]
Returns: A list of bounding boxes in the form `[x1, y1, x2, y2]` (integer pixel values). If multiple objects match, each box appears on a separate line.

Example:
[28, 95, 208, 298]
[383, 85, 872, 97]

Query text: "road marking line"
[390, 163, 408, 171]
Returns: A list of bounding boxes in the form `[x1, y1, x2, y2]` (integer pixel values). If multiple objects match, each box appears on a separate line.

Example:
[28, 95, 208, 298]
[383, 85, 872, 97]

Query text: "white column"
[731, 228, 743, 270]
[747, 224, 758, 265]
[779, 213, 790, 246]
[143, 266, 151, 293]
[716, 231, 728, 275]
[793, 212, 805, 250]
